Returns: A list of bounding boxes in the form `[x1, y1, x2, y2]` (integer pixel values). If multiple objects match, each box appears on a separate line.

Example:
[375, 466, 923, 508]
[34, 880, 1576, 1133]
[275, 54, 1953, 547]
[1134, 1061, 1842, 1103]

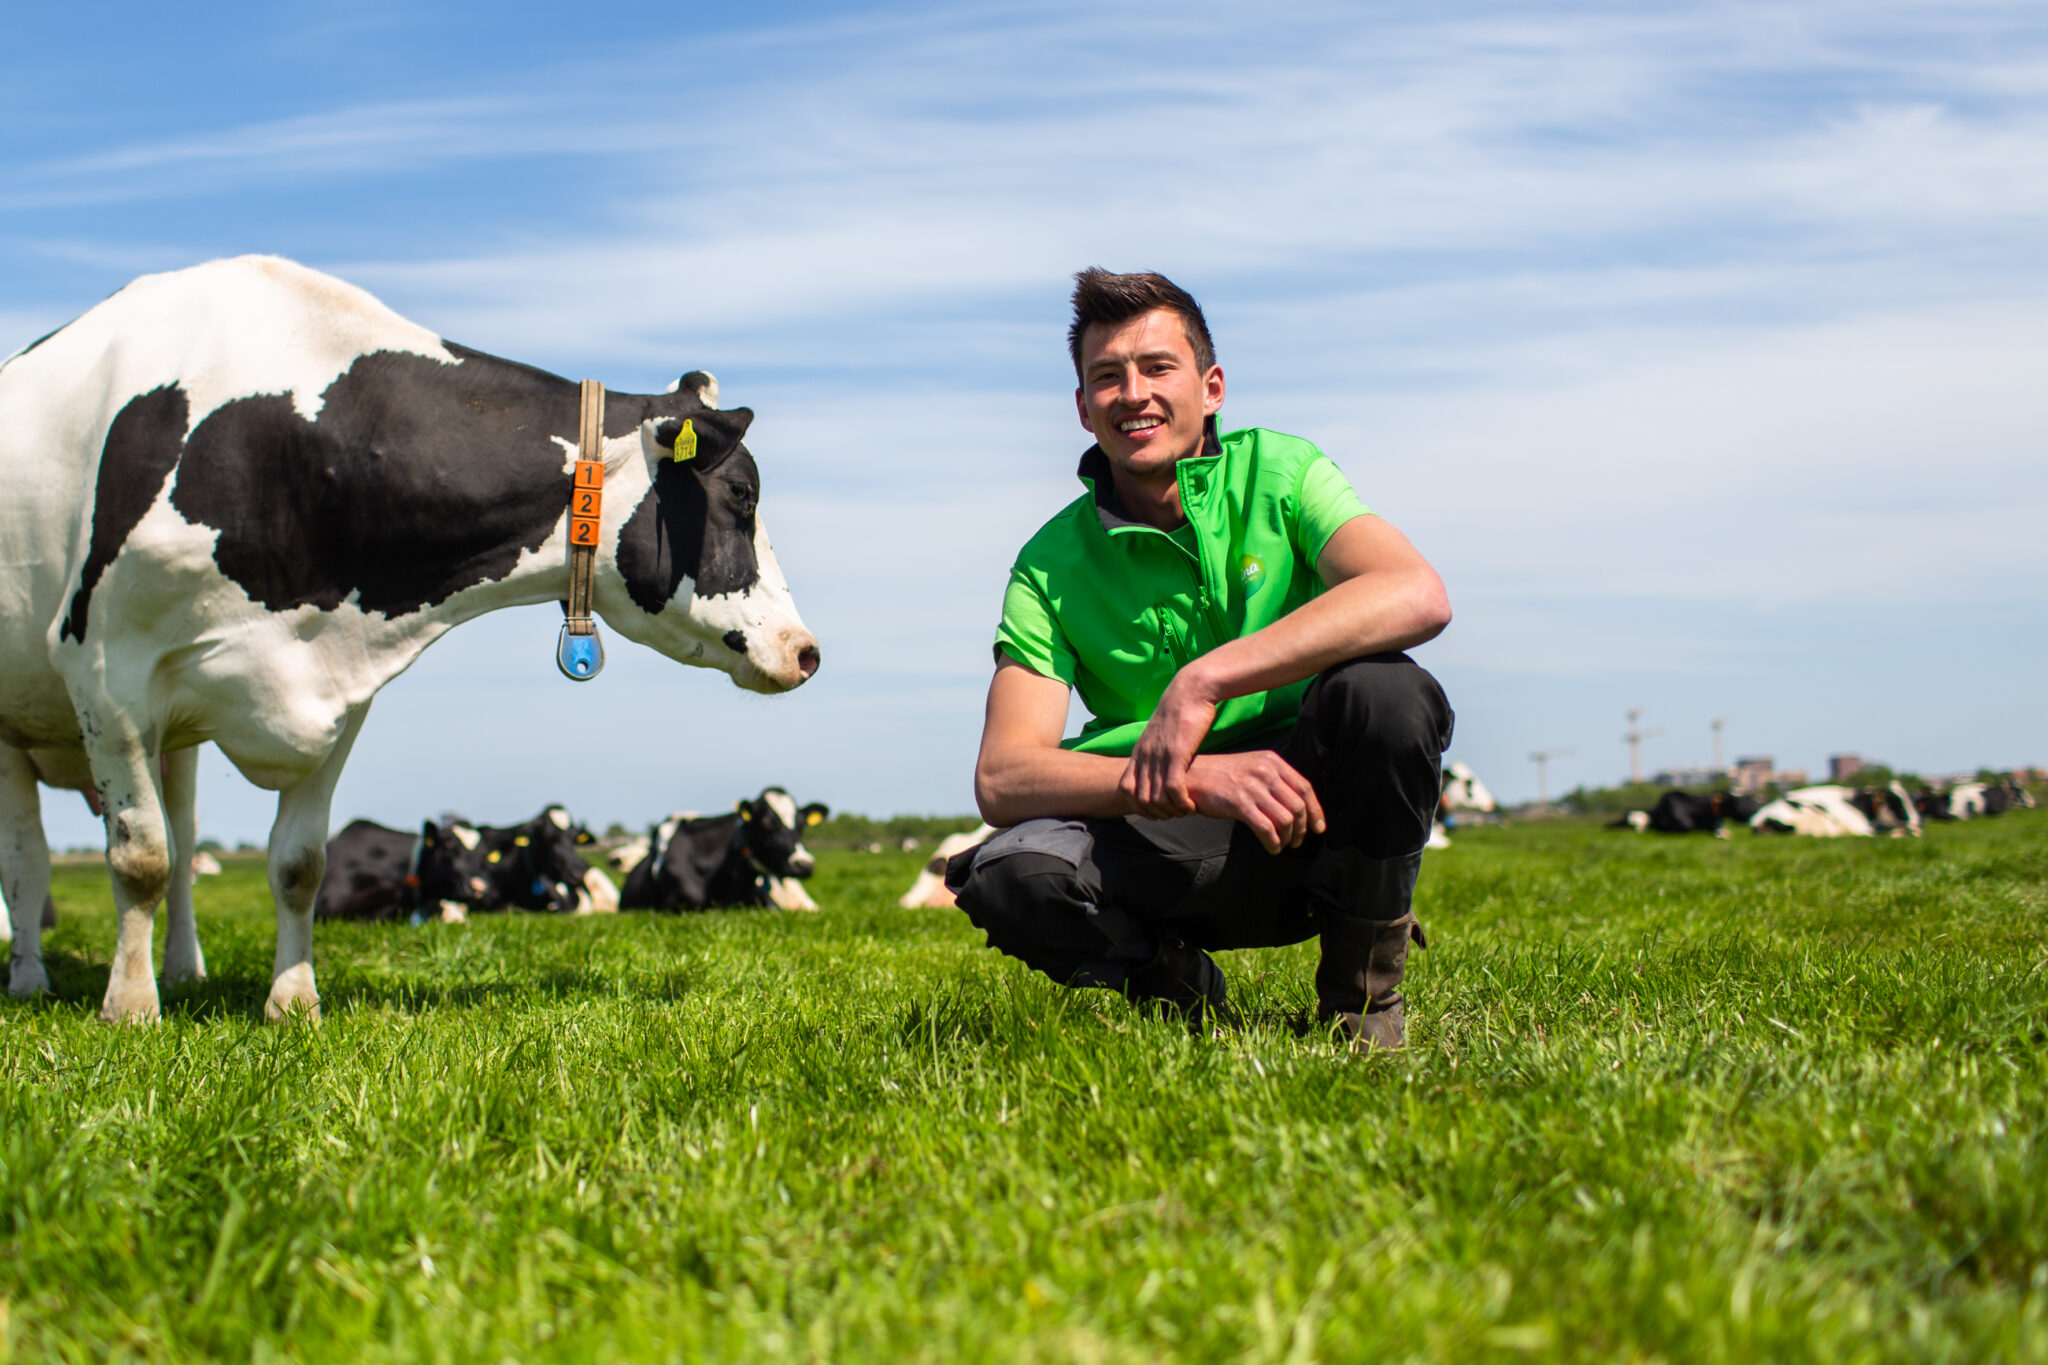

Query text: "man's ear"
[653, 406, 753, 471]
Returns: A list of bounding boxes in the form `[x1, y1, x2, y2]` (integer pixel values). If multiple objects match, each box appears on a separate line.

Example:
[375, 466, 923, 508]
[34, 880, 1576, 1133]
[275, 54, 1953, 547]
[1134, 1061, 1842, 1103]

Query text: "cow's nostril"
[797, 644, 820, 679]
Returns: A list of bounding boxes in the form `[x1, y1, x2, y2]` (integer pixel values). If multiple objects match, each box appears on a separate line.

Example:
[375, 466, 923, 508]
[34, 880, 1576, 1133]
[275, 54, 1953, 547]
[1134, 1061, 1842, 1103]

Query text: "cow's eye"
[732, 485, 758, 516]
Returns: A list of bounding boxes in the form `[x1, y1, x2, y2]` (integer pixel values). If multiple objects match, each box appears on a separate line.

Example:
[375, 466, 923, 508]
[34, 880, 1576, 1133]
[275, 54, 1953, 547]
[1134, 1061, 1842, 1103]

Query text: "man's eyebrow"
[1087, 348, 1183, 371]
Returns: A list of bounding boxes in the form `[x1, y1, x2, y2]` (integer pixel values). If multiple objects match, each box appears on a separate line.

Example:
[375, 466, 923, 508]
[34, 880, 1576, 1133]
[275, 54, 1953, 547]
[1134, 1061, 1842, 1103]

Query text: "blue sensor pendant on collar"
[556, 623, 605, 681]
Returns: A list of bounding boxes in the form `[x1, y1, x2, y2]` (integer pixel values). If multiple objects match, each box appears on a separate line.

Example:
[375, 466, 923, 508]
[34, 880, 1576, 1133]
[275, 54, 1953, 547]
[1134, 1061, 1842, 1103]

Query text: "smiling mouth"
[1118, 415, 1166, 433]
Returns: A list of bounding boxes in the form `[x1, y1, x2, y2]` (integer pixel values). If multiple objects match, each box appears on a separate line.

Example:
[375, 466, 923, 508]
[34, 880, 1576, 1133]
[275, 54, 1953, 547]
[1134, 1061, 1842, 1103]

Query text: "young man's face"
[1075, 308, 1225, 478]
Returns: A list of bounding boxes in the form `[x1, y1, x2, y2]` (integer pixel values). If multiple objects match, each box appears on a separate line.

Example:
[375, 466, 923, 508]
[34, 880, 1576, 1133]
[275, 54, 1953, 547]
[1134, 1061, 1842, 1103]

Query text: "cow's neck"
[332, 348, 659, 641]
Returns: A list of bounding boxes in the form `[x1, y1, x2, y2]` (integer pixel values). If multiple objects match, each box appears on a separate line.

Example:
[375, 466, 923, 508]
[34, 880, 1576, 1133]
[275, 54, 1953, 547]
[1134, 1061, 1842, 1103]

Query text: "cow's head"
[738, 787, 828, 880]
[601, 372, 820, 694]
[415, 817, 490, 904]
[1714, 792, 1761, 822]
[495, 805, 600, 912]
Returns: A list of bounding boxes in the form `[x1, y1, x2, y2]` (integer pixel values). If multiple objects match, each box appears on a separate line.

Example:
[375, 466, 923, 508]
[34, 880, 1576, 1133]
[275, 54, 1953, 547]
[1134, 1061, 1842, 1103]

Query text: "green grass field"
[4, 814, 2046, 1363]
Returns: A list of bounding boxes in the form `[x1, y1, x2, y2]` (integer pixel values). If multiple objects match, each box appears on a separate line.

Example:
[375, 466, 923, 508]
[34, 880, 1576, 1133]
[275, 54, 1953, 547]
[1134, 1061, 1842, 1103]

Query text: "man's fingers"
[1242, 805, 1282, 854]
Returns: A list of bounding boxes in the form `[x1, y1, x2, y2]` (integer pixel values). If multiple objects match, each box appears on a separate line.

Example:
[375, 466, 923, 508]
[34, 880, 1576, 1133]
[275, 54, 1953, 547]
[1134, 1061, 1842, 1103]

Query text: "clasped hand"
[1118, 675, 1326, 855]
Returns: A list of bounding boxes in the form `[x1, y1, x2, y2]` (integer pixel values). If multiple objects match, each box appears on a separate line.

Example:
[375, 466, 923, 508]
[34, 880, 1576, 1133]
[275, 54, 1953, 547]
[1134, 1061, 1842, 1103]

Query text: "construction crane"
[1528, 748, 1573, 805]
[1624, 707, 1663, 784]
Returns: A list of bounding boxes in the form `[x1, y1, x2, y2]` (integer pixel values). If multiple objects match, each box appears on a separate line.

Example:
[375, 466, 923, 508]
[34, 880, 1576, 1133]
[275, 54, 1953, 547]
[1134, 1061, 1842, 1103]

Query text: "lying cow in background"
[314, 815, 491, 923]
[1923, 780, 2035, 821]
[1615, 790, 1762, 836]
[1430, 760, 1496, 849]
[474, 806, 615, 915]
[1, 256, 818, 1020]
[1751, 785, 1876, 837]
[621, 788, 826, 912]
[1847, 782, 1922, 837]
[898, 824, 998, 909]
[605, 836, 652, 877]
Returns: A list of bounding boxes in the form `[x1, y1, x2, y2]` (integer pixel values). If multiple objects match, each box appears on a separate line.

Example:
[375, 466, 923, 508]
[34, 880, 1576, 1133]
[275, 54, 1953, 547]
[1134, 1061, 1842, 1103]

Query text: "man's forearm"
[1177, 569, 1448, 707]
[975, 745, 1134, 827]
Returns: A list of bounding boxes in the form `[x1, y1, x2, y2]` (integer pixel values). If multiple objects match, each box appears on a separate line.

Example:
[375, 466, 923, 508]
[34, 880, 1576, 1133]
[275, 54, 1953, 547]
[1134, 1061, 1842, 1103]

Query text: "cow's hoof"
[264, 964, 322, 1022]
[264, 992, 322, 1023]
[162, 951, 209, 985]
[98, 982, 162, 1024]
[8, 963, 51, 998]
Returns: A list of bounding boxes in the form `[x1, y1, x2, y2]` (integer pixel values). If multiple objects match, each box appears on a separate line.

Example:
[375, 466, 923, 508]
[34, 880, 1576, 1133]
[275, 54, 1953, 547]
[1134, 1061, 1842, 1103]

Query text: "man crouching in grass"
[947, 269, 1454, 1050]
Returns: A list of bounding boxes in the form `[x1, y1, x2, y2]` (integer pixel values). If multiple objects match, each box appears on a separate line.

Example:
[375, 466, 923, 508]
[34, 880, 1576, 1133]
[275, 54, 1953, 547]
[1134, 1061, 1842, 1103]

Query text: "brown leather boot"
[1315, 910, 1425, 1052]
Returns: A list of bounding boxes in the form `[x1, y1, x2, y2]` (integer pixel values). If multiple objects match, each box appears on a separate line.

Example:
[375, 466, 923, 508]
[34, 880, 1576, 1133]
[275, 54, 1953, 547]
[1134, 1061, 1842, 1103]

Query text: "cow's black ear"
[655, 406, 753, 471]
[575, 829, 594, 845]
[802, 803, 829, 827]
[420, 820, 438, 846]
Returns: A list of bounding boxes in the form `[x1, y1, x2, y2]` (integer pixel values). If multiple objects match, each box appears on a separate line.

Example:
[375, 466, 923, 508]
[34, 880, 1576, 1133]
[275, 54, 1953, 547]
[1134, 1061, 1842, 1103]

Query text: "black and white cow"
[0, 257, 817, 1020]
[1847, 782, 1922, 837]
[1924, 780, 2035, 821]
[313, 815, 489, 923]
[443, 805, 616, 916]
[1618, 790, 1763, 836]
[620, 788, 827, 912]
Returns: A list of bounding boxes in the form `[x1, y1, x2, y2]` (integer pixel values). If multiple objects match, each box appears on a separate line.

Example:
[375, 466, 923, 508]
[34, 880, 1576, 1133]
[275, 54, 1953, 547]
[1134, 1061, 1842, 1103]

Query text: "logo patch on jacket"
[1237, 553, 1267, 599]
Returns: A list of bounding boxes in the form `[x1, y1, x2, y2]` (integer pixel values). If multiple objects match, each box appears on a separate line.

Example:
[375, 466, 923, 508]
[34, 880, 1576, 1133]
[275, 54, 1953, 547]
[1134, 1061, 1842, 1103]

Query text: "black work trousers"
[948, 654, 1454, 991]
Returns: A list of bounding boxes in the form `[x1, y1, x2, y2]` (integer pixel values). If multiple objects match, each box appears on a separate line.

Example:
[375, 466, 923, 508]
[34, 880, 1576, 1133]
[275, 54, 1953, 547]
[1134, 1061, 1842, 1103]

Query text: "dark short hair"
[1067, 268, 1216, 379]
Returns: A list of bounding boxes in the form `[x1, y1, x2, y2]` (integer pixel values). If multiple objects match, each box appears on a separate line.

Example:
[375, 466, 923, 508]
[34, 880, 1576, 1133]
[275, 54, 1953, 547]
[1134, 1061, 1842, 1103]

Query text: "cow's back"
[0, 258, 454, 749]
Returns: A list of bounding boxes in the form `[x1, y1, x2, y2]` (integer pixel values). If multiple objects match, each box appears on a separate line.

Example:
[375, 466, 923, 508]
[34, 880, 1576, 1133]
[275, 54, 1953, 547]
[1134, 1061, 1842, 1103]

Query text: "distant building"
[1731, 756, 1775, 794]
[1730, 756, 1809, 794]
[1650, 766, 1725, 789]
[1828, 753, 1864, 782]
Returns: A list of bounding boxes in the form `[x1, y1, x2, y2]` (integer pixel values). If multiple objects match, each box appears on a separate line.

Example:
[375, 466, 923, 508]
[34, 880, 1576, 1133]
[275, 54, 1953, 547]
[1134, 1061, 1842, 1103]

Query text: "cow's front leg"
[0, 745, 54, 996]
[159, 745, 207, 984]
[80, 723, 172, 1023]
[264, 705, 367, 1022]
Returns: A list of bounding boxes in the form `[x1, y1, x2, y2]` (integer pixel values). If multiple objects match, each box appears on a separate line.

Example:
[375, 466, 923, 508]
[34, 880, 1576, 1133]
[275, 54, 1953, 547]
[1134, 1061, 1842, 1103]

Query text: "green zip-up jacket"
[995, 421, 1370, 757]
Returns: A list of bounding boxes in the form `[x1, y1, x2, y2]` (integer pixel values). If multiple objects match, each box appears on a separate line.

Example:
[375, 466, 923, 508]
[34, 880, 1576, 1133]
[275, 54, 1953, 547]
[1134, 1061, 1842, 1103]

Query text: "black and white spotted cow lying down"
[1613, 790, 1762, 836]
[1918, 781, 2035, 822]
[314, 815, 489, 923]
[620, 788, 828, 912]
[0, 256, 818, 1021]
[436, 805, 617, 918]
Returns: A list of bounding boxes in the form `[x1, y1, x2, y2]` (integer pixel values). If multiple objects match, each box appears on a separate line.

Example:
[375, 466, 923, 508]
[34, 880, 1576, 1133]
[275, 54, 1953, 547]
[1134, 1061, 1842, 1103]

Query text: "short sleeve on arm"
[1295, 455, 1372, 565]
[993, 567, 1078, 686]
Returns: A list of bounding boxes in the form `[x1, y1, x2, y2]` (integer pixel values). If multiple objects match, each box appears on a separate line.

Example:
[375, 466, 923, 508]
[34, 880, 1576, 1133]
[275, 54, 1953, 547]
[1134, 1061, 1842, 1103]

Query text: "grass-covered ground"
[3, 813, 2046, 1362]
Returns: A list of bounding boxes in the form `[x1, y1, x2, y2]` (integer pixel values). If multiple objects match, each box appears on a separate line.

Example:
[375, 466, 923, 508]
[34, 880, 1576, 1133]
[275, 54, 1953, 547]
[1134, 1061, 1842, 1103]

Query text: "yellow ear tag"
[741, 808, 752, 821]
[487, 850, 502, 863]
[515, 835, 530, 847]
[806, 811, 823, 827]
[672, 418, 698, 462]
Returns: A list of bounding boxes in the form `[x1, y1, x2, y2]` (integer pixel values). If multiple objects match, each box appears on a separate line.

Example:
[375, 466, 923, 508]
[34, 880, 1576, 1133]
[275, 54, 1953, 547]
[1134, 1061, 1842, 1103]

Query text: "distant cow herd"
[313, 787, 830, 924]
[1614, 778, 2036, 839]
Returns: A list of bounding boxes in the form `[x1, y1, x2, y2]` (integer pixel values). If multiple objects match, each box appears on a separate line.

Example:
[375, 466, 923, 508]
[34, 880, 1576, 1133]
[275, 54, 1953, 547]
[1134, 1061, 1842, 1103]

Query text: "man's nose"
[1119, 366, 1152, 404]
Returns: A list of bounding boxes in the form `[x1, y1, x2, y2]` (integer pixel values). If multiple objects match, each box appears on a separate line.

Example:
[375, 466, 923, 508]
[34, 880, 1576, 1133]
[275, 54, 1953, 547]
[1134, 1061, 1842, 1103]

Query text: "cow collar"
[556, 378, 607, 680]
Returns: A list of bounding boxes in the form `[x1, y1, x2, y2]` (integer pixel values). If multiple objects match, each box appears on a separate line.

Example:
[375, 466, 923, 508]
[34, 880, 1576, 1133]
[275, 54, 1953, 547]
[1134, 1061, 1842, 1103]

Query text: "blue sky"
[6, 1, 2045, 845]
